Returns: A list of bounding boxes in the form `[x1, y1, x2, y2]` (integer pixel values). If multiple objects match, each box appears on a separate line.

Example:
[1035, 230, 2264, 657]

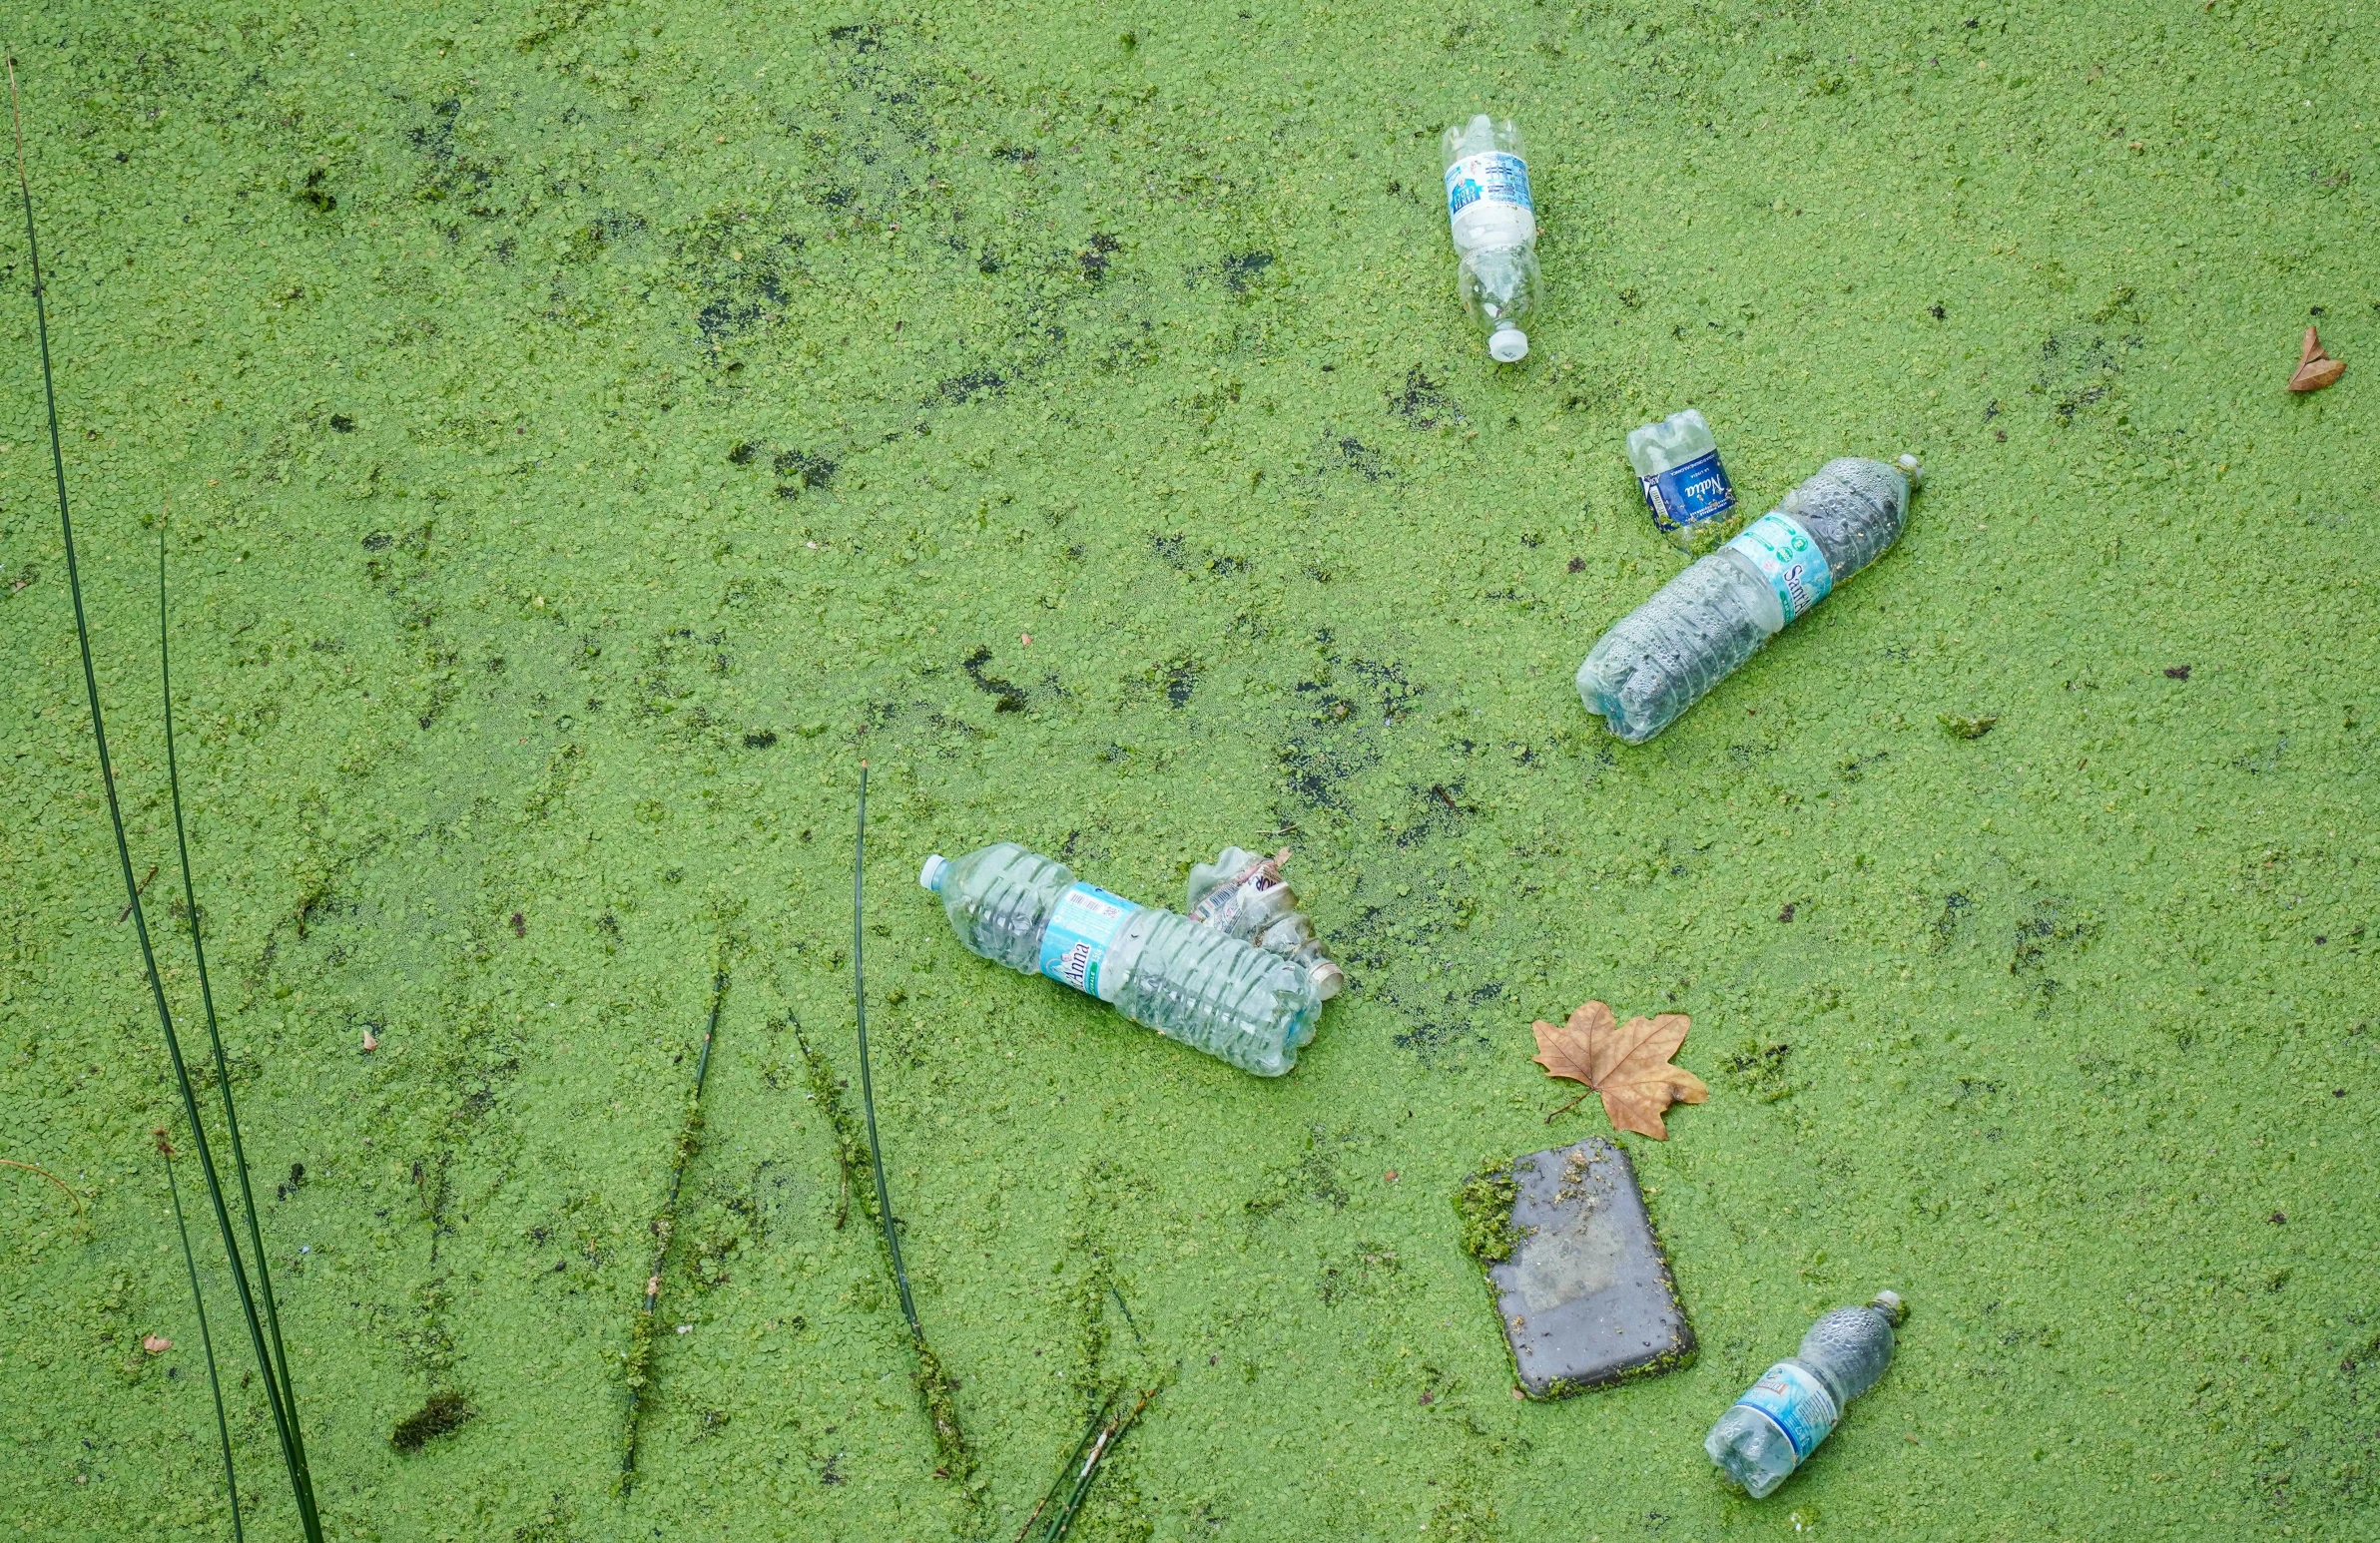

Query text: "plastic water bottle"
[1442, 114, 1538, 363]
[1185, 846, 1346, 1002]
[1628, 409, 1738, 552]
[918, 844, 1323, 1077]
[1576, 454, 1922, 743]
[1706, 1291, 1904, 1498]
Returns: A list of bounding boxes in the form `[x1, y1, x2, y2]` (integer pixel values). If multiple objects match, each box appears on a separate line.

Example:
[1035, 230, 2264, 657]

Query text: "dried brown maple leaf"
[2289, 325, 2345, 393]
[1531, 1000, 1708, 1140]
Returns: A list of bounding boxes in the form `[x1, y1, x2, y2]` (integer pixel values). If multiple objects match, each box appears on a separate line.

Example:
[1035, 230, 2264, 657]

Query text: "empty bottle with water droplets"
[1707, 1291, 1905, 1497]
[1442, 114, 1539, 363]
[919, 843, 1323, 1077]
[1577, 454, 1922, 743]
[1628, 408, 1738, 553]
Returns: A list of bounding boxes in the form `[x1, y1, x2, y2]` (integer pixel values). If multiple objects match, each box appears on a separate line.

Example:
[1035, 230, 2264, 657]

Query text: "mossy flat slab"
[1485, 1140, 1693, 1399]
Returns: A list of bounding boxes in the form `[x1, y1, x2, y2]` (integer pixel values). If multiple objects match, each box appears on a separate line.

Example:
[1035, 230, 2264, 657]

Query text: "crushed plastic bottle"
[1185, 846, 1345, 1002]
[1441, 114, 1538, 363]
[1706, 1291, 1905, 1497]
[1577, 454, 1922, 743]
[919, 843, 1323, 1077]
[1628, 409, 1738, 552]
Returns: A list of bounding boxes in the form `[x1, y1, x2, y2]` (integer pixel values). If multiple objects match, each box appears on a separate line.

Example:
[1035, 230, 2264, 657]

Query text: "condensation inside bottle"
[1577, 456, 1919, 744]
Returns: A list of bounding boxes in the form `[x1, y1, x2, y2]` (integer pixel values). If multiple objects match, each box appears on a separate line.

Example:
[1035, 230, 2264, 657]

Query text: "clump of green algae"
[1451, 1162, 1521, 1266]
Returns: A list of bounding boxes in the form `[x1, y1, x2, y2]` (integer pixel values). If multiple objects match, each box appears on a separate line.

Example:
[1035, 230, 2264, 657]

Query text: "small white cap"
[1896, 452, 1925, 487]
[918, 854, 951, 893]
[1488, 325, 1528, 363]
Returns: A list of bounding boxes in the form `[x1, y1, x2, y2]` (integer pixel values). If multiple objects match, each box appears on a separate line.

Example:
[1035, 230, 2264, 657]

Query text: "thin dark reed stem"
[1015, 1395, 1113, 1543]
[7, 55, 322, 1542]
[619, 964, 730, 1494]
[157, 1129, 244, 1543]
[644, 967, 727, 1315]
[1020, 1384, 1159, 1543]
[851, 763, 918, 1333]
[849, 767, 972, 1484]
[160, 524, 310, 1506]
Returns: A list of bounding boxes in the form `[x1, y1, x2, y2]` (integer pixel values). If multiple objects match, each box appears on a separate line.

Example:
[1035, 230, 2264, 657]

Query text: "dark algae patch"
[390, 1391, 476, 1454]
[3, 2, 2378, 1541]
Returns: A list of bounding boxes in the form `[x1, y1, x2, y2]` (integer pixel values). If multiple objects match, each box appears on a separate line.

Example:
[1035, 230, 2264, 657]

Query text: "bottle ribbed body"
[1579, 456, 1918, 743]
[930, 842, 1069, 974]
[1112, 911, 1319, 1077]
[1577, 552, 1776, 743]
[922, 843, 1321, 1077]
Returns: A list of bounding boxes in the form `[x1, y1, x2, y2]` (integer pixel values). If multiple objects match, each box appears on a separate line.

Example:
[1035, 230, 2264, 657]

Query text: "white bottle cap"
[918, 854, 951, 893]
[1488, 325, 1528, 363]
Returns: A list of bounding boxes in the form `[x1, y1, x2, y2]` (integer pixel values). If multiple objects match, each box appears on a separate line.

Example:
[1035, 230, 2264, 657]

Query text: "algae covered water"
[1, 4, 2375, 1541]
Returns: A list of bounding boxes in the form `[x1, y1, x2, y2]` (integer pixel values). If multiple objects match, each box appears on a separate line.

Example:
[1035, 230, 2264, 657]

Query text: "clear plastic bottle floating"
[919, 843, 1324, 1077]
[1577, 454, 1922, 743]
[1707, 1292, 1905, 1498]
[1628, 408, 1737, 551]
[1441, 114, 1538, 363]
[1185, 846, 1345, 1001]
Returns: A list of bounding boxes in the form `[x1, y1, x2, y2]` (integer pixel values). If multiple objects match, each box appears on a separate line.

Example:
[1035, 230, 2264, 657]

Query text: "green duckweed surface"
[2, 3, 2375, 1539]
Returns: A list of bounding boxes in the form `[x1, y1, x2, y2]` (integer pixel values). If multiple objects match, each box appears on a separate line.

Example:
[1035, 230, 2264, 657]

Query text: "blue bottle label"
[1445, 152, 1532, 220]
[1038, 882, 1141, 1001]
[1734, 1360, 1839, 1462]
[1640, 449, 1737, 533]
[1726, 511, 1834, 623]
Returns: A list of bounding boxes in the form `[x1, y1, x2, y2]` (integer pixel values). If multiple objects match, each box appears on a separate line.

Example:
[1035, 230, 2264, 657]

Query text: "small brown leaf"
[360, 1027, 378, 1053]
[142, 1333, 172, 1354]
[2289, 356, 2345, 393]
[1530, 1000, 1709, 1140]
[2290, 327, 2344, 392]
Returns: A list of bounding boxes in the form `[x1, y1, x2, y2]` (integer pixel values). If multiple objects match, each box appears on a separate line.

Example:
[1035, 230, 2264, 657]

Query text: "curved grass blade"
[852, 764, 919, 1334]
[160, 524, 315, 1508]
[852, 764, 973, 1482]
[8, 55, 322, 1542]
[157, 1129, 245, 1543]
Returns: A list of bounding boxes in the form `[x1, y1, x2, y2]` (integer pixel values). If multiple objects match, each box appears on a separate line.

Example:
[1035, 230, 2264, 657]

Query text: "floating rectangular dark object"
[1477, 1138, 1693, 1398]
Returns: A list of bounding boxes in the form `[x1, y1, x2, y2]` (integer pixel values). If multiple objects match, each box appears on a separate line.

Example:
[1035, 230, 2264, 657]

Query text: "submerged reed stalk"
[9, 55, 321, 1540]
[618, 963, 729, 1494]
[852, 764, 973, 1483]
[156, 1128, 245, 1543]
[1016, 1384, 1161, 1543]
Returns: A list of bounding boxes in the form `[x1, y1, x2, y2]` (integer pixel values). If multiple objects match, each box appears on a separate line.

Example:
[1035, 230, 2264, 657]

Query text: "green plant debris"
[1451, 1165, 1522, 1266]
[619, 964, 728, 1492]
[792, 1017, 868, 1231]
[4, 4, 2377, 1539]
[1938, 714, 2002, 740]
[910, 1335, 972, 1484]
